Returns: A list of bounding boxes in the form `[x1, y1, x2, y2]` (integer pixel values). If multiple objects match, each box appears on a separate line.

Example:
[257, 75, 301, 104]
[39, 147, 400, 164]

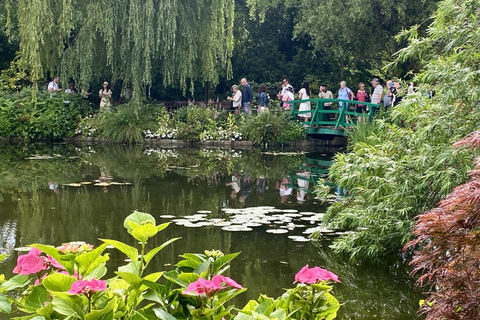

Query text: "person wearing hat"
[99, 81, 113, 111]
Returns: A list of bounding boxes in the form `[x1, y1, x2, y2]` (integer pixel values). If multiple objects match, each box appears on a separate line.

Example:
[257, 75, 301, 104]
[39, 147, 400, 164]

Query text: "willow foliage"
[5, 0, 235, 95]
[318, 0, 480, 260]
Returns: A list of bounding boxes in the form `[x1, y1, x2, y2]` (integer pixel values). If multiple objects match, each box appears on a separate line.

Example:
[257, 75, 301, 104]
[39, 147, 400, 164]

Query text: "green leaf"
[241, 300, 259, 313]
[131, 224, 158, 243]
[84, 297, 117, 320]
[163, 271, 188, 287]
[116, 272, 143, 288]
[0, 254, 6, 263]
[156, 222, 170, 232]
[153, 308, 178, 320]
[74, 243, 108, 277]
[118, 261, 141, 276]
[0, 275, 31, 294]
[0, 296, 11, 314]
[100, 239, 139, 263]
[24, 285, 49, 312]
[143, 237, 180, 266]
[52, 294, 85, 319]
[177, 273, 199, 285]
[178, 253, 205, 263]
[84, 264, 107, 281]
[269, 309, 287, 320]
[42, 273, 76, 292]
[36, 302, 54, 318]
[212, 252, 241, 274]
[124, 211, 156, 234]
[193, 259, 211, 275]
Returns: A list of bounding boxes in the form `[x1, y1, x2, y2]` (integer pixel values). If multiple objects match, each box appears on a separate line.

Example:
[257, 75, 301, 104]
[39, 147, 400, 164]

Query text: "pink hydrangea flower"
[212, 275, 243, 289]
[58, 242, 94, 254]
[13, 248, 48, 275]
[184, 275, 243, 296]
[294, 265, 340, 284]
[46, 255, 64, 269]
[68, 279, 107, 295]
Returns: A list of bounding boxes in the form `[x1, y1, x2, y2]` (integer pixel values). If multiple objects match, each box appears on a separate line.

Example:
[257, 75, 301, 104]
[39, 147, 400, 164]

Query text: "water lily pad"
[79, 182, 93, 185]
[197, 210, 212, 214]
[64, 183, 82, 187]
[244, 222, 262, 227]
[292, 237, 311, 242]
[284, 213, 302, 218]
[282, 209, 298, 213]
[94, 182, 111, 187]
[266, 229, 289, 234]
[299, 212, 316, 216]
[288, 235, 304, 239]
[159, 215, 176, 219]
[183, 223, 203, 228]
[222, 226, 253, 232]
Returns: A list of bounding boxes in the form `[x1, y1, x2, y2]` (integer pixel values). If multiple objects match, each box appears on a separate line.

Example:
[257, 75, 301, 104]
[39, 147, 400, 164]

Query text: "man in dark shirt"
[241, 78, 253, 114]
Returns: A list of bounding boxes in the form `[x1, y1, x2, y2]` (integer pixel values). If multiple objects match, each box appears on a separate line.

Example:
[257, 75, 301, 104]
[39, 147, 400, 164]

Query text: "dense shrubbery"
[239, 111, 306, 147]
[0, 211, 340, 319]
[0, 89, 88, 140]
[0, 89, 306, 144]
[315, 0, 480, 263]
[406, 132, 480, 320]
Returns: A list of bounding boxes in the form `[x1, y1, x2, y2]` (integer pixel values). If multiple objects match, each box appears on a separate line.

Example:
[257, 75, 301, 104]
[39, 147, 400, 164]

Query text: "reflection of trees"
[0, 220, 16, 261]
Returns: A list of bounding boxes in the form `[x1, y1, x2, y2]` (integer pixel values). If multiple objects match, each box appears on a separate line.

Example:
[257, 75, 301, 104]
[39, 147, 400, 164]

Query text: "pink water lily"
[294, 265, 340, 284]
[13, 248, 48, 275]
[184, 275, 243, 297]
[68, 279, 107, 295]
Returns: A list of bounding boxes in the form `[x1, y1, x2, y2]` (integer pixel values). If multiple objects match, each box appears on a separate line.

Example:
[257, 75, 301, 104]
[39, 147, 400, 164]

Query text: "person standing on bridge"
[241, 78, 253, 114]
[337, 81, 354, 122]
[355, 82, 369, 122]
[298, 81, 311, 122]
[370, 78, 383, 108]
[319, 84, 333, 121]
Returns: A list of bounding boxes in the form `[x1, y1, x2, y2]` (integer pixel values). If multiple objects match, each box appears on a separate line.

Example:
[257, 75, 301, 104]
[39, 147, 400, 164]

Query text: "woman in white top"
[99, 81, 113, 111]
[227, 85, 242, 114]
[298, 81, 311, 121]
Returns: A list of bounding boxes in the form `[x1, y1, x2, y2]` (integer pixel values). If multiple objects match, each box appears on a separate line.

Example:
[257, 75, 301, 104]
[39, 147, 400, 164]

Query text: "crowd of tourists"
[228, 77, 416, 121]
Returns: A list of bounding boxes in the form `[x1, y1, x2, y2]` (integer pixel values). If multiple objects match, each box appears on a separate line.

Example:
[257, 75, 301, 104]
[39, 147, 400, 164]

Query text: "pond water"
[0, 143, 423, 319]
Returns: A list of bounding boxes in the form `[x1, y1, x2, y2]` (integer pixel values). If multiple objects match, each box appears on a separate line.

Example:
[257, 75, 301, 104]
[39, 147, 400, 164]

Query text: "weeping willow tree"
[4, 0, 234, 96]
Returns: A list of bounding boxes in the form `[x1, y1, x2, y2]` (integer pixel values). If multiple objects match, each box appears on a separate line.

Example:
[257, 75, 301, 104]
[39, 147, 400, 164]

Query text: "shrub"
[405, 131, 480, 320]
[0, 89, 86, 140]
[173, 105, 217, 141]
[239, 111, 305, 147]
[102, 102, 161, 143]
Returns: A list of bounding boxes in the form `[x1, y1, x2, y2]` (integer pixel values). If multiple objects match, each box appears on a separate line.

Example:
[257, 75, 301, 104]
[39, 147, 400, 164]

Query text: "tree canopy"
[5, 0, 234, 96]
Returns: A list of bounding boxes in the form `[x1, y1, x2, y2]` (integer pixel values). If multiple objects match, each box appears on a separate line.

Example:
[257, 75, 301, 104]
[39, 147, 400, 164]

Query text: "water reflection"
[0, 144, 422, 320]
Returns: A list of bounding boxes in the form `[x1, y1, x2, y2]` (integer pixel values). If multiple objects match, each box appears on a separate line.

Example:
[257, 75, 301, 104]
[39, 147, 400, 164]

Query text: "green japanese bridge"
[289, 98, 381, 136]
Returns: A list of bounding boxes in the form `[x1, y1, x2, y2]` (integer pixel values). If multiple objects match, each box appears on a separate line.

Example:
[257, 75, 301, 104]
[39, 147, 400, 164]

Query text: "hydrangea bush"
[0, 211, 340, 319]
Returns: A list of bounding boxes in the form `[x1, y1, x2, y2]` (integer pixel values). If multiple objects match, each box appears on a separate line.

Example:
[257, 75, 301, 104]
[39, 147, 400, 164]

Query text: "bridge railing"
[289, 98, 381, 129]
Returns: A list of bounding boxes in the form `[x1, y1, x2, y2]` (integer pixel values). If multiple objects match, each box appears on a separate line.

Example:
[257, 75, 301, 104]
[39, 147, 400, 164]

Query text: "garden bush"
[0, 89, 87, 140]
[101, 102, 162, 143]
[239, 111, 305, 147]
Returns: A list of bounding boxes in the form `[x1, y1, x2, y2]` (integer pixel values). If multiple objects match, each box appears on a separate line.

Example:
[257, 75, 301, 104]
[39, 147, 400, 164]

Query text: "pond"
[0, 143, 422, 319]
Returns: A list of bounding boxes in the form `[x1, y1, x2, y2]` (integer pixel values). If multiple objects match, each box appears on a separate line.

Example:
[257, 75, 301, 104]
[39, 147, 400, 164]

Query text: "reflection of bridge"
[286, 158, 333, 194]
[290, 98, 380, 136]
